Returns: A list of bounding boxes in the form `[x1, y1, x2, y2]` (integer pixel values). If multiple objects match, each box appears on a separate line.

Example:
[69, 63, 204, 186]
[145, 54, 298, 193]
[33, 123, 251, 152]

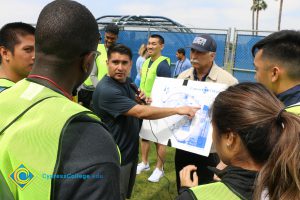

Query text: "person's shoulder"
[58, 115, 120, 185]
[177, 68, 194, 80]
[137, 56, 146, 62]
[184, 58, 191, 64]
[158, 59, 170, 67]
[67, 115, 119, 161]
[211, 64, 238, 85]
[96, 76, 120, 94]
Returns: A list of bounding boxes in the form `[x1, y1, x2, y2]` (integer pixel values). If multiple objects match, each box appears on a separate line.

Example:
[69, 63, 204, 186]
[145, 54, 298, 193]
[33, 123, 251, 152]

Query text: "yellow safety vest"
[190, 182, 241, 200]
[286, 102, 300, 115]
[83, 44, 107, 87]
[0, 79, 120, 199]
[0, 78, 15, 92]
[140, 56, 170, 97]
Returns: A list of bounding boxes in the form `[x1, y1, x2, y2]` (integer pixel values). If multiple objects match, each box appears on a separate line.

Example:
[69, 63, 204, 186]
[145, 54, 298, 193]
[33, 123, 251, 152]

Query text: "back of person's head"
[177, 48, 185, 56]
[35, 0, 99, 62]
[252, 30, 300, 81]
[105, 23, 119, 35]
[212, 82, 286, 164]
[150, 34, 164, 44]
[212, 82, 300, 200]
[107, 44, 132, 60]
[0, 22, 35, 63]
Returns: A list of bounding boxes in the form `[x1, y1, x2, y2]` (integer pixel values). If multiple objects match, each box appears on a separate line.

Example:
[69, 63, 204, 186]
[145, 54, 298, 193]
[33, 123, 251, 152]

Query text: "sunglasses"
[91, 50, 101, 59]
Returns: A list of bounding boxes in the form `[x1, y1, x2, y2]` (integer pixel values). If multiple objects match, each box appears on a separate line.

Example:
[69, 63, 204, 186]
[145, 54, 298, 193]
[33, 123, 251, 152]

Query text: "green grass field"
[131, 143, 178, 200]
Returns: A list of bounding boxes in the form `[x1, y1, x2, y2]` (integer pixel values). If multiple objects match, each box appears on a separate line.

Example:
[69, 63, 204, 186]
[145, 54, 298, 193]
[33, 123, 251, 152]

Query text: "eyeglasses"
[91, 50, 101, 59]
[81, 50, 101, 59]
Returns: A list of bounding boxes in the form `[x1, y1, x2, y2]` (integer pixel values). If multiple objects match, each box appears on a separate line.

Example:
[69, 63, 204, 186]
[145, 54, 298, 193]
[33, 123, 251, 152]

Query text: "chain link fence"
[98, 25, 230, 79]
[230, 29, 274, 82]
[99, 25, 276, 82]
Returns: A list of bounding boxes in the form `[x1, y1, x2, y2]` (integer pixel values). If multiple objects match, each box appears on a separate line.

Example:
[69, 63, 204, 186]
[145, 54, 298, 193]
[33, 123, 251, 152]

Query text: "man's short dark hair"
[105, 23, 119, 35]
[150, 34, 164, 44]
[0, 22, 35, 63]
[252, 30, 300, 80]
[177, 48, 185, 56]
[107, 44, 132, 60]
[35, 0, 99, 61]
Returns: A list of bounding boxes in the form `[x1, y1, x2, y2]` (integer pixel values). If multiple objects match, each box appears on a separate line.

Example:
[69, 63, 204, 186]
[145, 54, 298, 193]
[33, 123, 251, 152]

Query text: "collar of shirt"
[192, 62, 216, 81]
[277, 84, 300, 106]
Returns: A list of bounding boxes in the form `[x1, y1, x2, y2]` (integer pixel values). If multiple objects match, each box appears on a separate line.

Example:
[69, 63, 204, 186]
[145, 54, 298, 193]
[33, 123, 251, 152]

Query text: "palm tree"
[277, 0, 283, 30]
[255, 0, 268, 31]
[251, 0, 267, 34]
[251, 0, 255, 31]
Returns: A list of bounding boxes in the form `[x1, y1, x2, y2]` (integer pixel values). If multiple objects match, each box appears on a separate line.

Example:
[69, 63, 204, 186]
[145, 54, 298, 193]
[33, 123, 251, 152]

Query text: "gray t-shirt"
[93, 76, 142, 165]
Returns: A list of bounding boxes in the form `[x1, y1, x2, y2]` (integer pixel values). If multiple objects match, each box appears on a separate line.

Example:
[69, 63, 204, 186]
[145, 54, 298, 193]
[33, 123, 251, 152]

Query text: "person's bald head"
[35, 0, 99, 61]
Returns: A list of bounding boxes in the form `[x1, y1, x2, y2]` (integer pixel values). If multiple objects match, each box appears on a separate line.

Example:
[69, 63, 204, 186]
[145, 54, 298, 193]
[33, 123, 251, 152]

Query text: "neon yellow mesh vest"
[140, 56, 170, 97]
[83, 44, 107, 87]
[0, 79, 111, 199]
[190, 182, 241, 200]
[0, 78, 15, 92]
[286, 102, 300, 115]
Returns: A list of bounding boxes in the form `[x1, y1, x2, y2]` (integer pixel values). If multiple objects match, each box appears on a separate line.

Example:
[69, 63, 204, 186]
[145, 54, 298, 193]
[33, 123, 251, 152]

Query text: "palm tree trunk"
[252, 0, 255, 31]
[278, 0, 283, 30]
[256, 9, 259, 35]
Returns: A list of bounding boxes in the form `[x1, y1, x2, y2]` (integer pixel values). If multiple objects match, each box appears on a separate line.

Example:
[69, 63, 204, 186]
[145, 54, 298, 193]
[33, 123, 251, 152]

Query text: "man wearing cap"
[175, 34, 238, 192]
[173, 48, 192, 78]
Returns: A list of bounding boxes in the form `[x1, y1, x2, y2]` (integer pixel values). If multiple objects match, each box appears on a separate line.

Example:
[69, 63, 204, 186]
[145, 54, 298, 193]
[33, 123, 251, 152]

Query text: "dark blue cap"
[189, 34, 217, 52]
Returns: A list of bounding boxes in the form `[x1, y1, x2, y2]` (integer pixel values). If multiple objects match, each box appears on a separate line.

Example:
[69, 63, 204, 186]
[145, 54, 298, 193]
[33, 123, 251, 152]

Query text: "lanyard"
[28, 74, 73, 100]
[174, 59, 184, 77]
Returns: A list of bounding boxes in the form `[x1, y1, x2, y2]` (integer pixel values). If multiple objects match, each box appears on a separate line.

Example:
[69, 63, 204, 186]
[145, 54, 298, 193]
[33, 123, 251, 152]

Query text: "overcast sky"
[1, 0, 299, 31]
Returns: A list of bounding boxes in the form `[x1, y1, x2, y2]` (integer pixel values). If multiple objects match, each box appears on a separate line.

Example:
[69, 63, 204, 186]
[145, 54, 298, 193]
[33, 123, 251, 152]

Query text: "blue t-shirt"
[173, 58, 192, 78]
[148, 59, 171, 78]
[135, 56, 146, 80]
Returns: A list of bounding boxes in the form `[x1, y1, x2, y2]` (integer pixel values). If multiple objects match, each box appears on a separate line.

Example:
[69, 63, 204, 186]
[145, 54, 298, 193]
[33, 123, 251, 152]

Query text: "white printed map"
[139, 77, 228, 156]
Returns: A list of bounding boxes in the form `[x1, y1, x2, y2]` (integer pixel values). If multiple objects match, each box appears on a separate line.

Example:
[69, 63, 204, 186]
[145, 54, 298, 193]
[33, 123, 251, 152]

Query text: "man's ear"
[271, 65, 280, 83]
[0, 46, 10, 61]
[161, 44, 164, 51]
[81, 52, 95, 74]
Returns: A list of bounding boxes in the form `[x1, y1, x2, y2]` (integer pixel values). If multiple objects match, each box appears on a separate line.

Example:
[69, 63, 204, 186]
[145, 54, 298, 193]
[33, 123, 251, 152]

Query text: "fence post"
[224, 27, 231, 72]
[229, 28, 238, 75]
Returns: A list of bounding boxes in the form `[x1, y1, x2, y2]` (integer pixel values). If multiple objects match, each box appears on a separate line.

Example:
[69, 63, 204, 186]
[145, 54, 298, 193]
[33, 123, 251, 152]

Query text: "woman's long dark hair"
[212, 82, 300, 200]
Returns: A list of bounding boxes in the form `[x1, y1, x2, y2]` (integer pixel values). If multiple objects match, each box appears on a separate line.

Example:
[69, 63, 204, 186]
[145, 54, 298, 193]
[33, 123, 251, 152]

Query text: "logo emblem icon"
[9, 164, 34, 190]
[203, 86, 209, 94]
